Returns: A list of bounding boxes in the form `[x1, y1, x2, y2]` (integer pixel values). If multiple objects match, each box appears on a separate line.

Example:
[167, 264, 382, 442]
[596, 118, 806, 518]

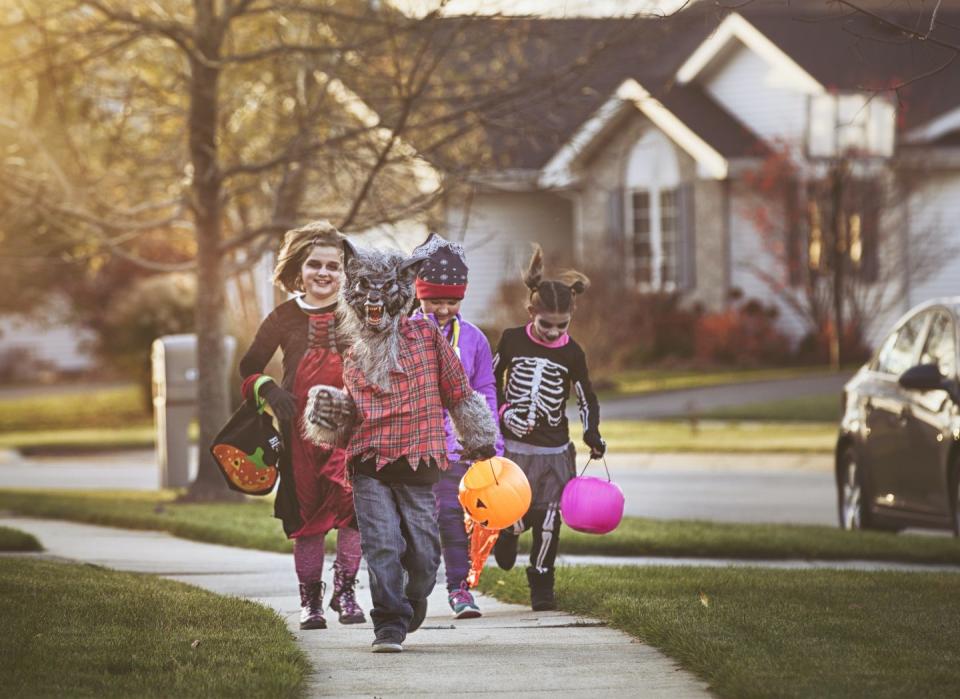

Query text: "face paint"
[530, 311, 572, 343]
[300, 246, 343, 306]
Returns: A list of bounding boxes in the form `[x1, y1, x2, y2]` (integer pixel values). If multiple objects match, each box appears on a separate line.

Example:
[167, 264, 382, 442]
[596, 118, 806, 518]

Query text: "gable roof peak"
[675, 12, 824, 94]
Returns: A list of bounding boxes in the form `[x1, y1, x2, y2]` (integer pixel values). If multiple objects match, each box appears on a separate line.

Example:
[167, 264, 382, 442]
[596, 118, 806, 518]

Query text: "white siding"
[702, 42, 813, 151]
[0, 315, 96, 375]
[446, 191, 574, 326]
[908, 170, 960, 307]
[728, 186, 808, 341]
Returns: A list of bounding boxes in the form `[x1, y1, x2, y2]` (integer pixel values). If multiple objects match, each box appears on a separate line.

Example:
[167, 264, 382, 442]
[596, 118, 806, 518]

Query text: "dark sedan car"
[837, 298, 960, 536]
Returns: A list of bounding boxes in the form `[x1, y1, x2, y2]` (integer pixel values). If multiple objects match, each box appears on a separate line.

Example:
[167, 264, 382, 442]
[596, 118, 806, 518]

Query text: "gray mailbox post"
[152, 334, 235, 488]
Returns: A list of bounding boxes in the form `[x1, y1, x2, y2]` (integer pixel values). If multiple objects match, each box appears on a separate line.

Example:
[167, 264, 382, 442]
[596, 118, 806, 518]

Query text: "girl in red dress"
[239, 221, 364, 630]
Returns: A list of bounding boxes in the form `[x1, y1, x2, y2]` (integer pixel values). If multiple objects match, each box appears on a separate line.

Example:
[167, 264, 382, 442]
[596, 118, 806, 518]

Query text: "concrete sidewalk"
[1, 516, 712, 698]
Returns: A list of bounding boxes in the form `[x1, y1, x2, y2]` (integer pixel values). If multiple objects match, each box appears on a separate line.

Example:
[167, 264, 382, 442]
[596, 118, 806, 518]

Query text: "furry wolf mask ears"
[339, 238, 427, 333]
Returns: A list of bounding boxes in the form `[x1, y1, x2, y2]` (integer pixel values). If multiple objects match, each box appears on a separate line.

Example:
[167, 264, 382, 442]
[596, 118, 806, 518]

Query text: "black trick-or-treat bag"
[210, 376, 283, 495]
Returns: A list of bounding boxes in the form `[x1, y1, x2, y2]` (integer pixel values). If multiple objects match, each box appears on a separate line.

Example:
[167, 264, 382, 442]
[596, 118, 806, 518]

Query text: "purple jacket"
[412, 310, 503, 462]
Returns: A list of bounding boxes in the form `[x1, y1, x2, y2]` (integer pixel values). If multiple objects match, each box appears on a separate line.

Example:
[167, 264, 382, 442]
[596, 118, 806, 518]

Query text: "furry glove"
[449, 391, 499, 463]
[260, 381, 297, 421]
[460, 443, 497, 462]
[303, 385, 357, 447]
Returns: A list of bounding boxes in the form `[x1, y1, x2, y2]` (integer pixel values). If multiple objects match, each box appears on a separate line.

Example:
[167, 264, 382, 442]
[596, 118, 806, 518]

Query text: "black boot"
[330, 562, 366, 625]
[299, 581, 327, 630]
[526, 567, 556, 611]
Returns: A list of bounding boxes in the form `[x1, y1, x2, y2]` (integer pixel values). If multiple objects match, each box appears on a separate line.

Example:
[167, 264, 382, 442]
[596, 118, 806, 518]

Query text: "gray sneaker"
[372, 632, 404, 653]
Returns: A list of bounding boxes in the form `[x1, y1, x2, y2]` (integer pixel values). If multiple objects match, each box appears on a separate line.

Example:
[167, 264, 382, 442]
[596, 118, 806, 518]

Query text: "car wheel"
[837, 446, 870, 531]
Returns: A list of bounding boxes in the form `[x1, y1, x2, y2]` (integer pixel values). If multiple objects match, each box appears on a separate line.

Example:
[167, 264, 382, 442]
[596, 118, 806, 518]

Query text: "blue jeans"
[434, 461, 470, 592]
[352, 473, 441, 639]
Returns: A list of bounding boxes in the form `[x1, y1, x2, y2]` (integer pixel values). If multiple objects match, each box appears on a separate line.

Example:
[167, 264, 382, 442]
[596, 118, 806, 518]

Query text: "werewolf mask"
[341, 239, 424, 333]
[336, 239, 426, 390]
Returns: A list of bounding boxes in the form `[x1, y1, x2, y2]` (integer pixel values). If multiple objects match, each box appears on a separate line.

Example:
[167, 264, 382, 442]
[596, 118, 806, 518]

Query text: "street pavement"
[1, 517, 712, 699]
[593, 372, 851, 419]
[601, 452, 836, 525]
[2, 448, 838, 525]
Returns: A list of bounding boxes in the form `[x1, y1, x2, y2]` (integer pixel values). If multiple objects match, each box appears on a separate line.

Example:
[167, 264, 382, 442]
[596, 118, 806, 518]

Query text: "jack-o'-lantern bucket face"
[458, 456, 531, 530]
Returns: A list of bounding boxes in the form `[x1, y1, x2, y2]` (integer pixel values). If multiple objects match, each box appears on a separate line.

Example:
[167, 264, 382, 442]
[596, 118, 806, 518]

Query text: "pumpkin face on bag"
[458, 456, 531, 530]
[212, 444, 278, 494]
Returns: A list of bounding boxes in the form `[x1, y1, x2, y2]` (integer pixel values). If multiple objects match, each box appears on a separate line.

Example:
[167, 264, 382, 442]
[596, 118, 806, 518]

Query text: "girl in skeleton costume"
[238, 221, 365, 631]
[409, 234, 503, 619]
[492, 244, 605, 611]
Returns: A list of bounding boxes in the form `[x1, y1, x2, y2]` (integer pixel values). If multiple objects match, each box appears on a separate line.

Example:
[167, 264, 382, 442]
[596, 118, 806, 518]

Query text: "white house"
[425, 3, 960, 350]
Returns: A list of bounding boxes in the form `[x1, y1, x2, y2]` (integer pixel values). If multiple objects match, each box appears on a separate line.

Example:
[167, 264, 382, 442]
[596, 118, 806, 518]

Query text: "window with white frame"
[625, 129, 681, 290]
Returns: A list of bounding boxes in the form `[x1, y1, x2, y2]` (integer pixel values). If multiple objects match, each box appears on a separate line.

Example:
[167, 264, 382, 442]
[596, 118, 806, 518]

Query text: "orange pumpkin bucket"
[458, 456, 532, 530]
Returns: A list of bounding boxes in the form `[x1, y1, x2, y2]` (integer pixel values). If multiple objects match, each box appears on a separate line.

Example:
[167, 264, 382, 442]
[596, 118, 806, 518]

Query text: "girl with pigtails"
[491, 243, 605, 611]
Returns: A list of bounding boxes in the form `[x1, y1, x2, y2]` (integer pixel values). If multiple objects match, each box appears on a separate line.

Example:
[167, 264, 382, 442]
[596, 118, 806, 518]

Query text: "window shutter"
[606, 188, 626, 278]
[676, 183, 696, 291]
[607, 188, 625, 248]
[859, 181, 880, 283]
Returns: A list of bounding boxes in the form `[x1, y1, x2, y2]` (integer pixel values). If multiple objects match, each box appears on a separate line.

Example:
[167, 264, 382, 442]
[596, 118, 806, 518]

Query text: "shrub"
[489, 264, 700, 374]
[98, 273, 196, 404]
[694, 296, 791, 366]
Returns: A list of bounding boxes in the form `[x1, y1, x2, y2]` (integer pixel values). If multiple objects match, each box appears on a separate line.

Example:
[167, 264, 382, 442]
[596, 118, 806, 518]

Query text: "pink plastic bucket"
[560, 462, 625, 535]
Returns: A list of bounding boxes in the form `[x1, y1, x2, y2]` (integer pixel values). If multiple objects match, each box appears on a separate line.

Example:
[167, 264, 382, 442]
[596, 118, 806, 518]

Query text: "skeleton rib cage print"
[493, 326, 600, 449]
[503, 357, 567, 437]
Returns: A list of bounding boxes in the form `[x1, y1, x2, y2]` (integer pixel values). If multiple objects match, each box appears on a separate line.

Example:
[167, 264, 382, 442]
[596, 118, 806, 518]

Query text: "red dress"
[290, 312, 355, 537]
[238, 299, 355, 538]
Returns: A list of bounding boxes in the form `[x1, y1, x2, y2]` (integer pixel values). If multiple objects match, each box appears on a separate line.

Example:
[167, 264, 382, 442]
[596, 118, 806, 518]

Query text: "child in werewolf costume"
[303, 238, 498, 654]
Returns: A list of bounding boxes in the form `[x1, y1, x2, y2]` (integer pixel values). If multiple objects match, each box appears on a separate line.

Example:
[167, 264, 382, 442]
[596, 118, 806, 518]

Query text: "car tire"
[837, 445, 871, 531]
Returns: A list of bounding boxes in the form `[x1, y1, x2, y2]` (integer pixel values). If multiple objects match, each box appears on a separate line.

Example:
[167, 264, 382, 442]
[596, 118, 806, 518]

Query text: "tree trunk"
[183, 2, 235, 501]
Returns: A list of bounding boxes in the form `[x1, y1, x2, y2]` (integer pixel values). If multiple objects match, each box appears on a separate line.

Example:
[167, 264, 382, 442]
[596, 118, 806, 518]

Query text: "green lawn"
[0, 385, 150, 432]
[0, 383, 158, 453]
[592, 420, 837, 454]
[480, 565, 960, 698]
[1, 558, 307, 697]
[0, 525, 42, 552]
[601, 366, 844, 398]
[554, 518, 960, 564]
[701, 393, 842, 422]
[4, 489, 960, 565]
[0, 426, 158, 454]
[0, 490, 294, 553]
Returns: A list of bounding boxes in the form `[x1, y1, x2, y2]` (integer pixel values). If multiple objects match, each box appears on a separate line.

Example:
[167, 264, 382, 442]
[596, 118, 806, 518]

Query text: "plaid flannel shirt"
[344, 316, 472, 471]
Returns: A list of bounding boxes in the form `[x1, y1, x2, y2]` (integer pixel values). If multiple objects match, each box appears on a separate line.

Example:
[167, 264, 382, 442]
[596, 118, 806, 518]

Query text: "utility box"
[152, 334, 235, 488]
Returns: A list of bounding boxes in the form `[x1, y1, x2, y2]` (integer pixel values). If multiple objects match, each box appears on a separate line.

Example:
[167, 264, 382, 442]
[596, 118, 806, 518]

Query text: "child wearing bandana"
[410, 233, 502, 619]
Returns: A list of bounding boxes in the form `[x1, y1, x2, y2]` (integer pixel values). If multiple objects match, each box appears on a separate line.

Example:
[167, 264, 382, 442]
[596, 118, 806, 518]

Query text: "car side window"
[875, 312, 928, 376]
[919, 311, 956, 378]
